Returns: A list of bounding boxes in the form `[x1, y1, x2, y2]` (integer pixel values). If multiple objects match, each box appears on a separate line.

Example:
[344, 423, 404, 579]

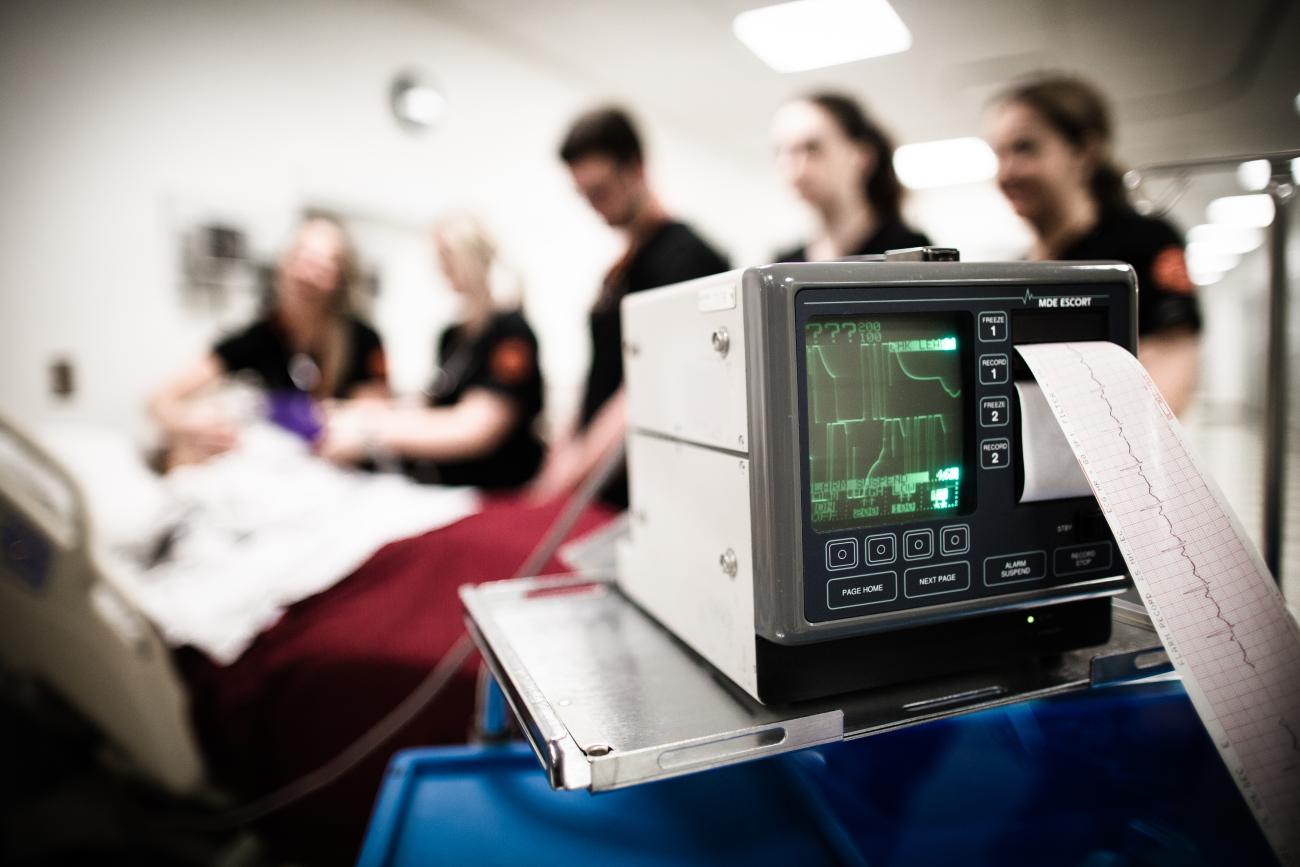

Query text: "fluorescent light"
[1188, 224, 1263, 256]
[1185, 242, 1239, 276]
[1189, 268, 1225, 286]
[1207, 194, 1274, 228]
[734, 0, 911, 73]
[1237, 159, 1270, 191]
[1294, 157, 1300, 185]
[893, 137, 996, 189]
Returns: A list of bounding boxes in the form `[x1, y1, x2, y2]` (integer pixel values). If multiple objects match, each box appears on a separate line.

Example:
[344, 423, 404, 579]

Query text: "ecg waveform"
[806, 321, 963, 526]
[1020, 342, 1300, 867]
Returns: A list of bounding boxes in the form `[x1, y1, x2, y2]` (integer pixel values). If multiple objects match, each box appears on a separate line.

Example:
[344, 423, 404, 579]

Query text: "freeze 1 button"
[978, 311, 1008, 342]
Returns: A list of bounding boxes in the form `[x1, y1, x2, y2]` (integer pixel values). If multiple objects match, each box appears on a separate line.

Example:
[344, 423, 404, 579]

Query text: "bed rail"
[0, 413, 206, 794]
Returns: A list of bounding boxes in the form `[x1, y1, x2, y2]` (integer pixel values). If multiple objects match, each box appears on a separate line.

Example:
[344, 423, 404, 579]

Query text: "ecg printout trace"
[1020, 342, 1300, 867]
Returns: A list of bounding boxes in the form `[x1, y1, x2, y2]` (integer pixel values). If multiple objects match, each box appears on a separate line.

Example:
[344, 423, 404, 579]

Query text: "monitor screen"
[805, 313, 968, 531]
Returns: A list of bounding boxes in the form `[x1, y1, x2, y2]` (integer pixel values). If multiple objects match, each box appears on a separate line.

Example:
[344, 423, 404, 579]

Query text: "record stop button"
[1054, 542, 1113, 575]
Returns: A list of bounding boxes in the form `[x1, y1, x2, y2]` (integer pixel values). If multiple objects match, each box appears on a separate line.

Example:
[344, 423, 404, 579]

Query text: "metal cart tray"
[460, 575, 1168, 793]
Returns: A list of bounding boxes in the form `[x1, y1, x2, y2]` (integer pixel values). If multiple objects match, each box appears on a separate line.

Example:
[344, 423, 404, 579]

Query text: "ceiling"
[425, 0, 1300, 172]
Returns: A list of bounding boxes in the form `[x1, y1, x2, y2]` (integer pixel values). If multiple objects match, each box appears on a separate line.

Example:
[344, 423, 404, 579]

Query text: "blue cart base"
[358, 679, 1276, 867]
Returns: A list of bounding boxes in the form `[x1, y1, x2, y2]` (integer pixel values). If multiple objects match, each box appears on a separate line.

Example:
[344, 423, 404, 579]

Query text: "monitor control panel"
[792, 276, 1134, 627]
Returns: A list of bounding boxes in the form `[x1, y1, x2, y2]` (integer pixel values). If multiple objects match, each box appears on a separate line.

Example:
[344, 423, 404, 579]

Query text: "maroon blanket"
[177, 496, 614, 866]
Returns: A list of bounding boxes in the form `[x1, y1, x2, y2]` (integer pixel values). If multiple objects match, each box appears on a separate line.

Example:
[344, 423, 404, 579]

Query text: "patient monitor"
[618, 250, 1135, 703]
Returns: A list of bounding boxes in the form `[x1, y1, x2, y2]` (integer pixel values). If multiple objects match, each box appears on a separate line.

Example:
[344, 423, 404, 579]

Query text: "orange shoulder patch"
[1151, 246, 1195, 295]
[489, 337, 535, 386]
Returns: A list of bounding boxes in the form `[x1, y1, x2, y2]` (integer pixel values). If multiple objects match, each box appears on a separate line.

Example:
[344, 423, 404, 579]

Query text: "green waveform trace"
[806, 315, 966, 529]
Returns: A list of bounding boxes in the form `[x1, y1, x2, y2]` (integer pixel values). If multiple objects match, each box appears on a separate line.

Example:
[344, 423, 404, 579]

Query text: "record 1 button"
[903, 529, 934, 561]
[978, 311, 1008, 342]
[981, 438, 1011, 469]
[979, 354, 1010, 385]
[865, 533, 896, 565]
[825, 538, 858, 571]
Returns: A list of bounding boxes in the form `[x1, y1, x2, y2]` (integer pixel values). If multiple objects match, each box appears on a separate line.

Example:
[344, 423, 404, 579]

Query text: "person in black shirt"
[772, 92, 930, 262]
[149, 215, 388, 466]
[319, 214, 545, 489]
[529, 106, 729, 507]
[988, 75, 1200, 413]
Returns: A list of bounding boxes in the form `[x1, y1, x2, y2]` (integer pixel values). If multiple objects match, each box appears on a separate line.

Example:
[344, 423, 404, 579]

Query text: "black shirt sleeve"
[1127, 218, 1202, 336]
[462, 314, 543, 417]
[212, 321, 273, 375]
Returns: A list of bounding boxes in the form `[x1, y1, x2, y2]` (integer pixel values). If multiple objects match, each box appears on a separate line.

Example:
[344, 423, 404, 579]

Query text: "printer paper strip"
[1018, 341, 1300, 867]
[1015, 380, 1092, 503]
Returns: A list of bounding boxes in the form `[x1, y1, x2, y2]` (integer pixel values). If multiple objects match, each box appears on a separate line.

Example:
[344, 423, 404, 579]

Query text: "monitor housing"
[619, 256, 1136, 703]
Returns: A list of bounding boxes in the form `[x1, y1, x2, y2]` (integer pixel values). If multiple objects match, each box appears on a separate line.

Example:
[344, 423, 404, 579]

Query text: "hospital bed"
[0, 415, 204, 794]
[0, 413, 615, 864]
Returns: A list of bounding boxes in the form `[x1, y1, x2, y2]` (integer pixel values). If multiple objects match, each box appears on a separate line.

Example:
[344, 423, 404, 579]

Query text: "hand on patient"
[166, 405, 240, 469]
[317, 400, 387, 465]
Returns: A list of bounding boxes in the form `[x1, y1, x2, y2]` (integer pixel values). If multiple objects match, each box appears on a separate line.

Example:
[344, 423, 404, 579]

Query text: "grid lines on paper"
[1020, 341, 1300, 867]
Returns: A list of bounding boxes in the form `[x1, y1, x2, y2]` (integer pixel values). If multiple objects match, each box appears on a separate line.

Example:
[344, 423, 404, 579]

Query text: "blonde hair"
[432, 211, 523, 308]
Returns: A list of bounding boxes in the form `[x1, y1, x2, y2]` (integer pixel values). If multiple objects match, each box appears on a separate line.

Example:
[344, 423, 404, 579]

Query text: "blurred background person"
[320, 213, 545, 490]
[529, 106, 729, 507]
[148, 214, 387, 467]
[772, 92, 930, 262]
[988, 75, 1201, 414]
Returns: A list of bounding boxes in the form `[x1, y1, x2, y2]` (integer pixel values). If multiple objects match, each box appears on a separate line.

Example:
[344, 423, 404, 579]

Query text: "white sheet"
[125, 424, 478, 663]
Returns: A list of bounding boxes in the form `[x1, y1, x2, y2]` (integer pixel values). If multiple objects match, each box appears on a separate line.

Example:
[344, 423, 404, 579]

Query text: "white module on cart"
[1019, 341, 1300, 867]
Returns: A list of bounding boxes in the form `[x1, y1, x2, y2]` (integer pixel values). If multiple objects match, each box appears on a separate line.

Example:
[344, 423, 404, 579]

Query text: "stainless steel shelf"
[460, 576, 1167, 793]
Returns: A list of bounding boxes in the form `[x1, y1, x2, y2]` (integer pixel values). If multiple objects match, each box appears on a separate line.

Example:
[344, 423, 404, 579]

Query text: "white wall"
[3, 0, 1275, 445]
[0, 0, 804, 439]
